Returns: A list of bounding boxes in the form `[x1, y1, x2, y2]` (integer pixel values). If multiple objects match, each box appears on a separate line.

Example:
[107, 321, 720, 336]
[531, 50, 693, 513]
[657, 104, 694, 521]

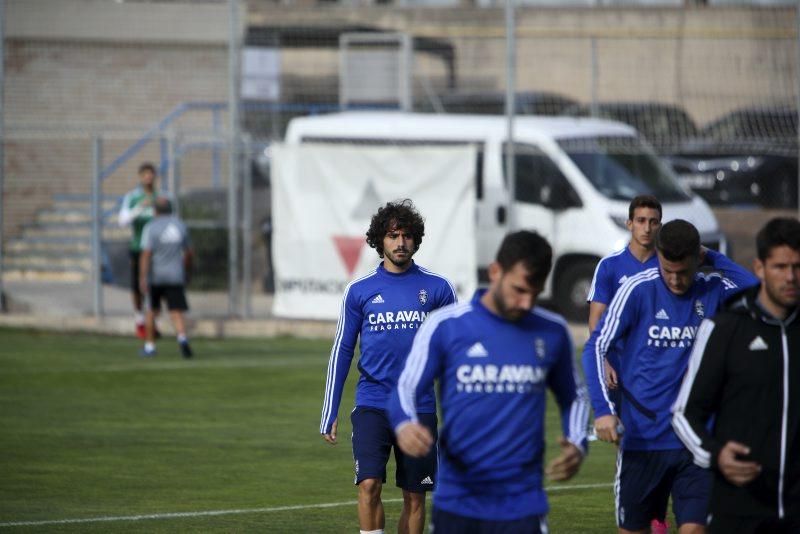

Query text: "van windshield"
[558, 136, 690, 202]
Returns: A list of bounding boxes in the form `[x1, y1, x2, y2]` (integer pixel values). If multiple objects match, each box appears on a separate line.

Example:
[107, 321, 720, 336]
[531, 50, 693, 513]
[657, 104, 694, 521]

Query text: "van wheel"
[555, 261, 595, 323]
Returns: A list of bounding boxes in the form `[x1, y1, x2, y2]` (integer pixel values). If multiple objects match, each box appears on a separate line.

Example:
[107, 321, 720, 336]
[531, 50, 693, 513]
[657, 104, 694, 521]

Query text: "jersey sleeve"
[319, 285, 363, 434]
[581, 279, 640, 418]
[547, 324, 590, 455]
[704, 248, 759, 297]
[180, 220, 192, 249]
[587, 257, 612, 304]
[438, 278, 458, 307]
[388, 312, 448, 431]
[118, 191, 135, 227]
[671, 317, 731, 469]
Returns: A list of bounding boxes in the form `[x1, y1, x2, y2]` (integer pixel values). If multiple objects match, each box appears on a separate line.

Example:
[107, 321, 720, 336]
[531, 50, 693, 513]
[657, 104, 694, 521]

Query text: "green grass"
[0, 328, 621, 533]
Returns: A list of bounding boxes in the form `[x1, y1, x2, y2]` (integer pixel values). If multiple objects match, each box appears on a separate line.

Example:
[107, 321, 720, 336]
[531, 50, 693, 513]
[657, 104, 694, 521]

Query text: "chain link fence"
[2, 0, 799, 319]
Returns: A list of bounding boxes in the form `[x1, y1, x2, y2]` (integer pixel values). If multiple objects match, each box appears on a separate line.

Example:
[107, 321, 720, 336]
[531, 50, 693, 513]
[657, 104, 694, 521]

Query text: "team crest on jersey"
[695, 299, 705, 318]
[418, 289, 428, 305]
[535, 338, 546, 359]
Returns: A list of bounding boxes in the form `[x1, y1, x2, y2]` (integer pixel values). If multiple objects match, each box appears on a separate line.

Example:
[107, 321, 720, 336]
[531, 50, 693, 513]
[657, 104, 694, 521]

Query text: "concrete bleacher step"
[3, 192, 126, 283]
[3, 252, 92, 270]
[2, 265, 89, 282]
[6, 237, 91, 254]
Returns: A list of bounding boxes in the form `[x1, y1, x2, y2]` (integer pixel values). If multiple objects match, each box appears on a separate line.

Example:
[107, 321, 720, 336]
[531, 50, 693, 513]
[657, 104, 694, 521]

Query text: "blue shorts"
[616, 448, 711, 530]
[432, 507, 548, 534]
[350, 406, 437, 493]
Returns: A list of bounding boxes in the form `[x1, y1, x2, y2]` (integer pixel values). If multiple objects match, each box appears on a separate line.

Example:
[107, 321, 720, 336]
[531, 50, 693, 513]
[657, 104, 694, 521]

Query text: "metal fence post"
[796, 4, 800, 217]
[228, 0, 242, 317]
[0, 0, 6, 312]
[242, 134, 253, 319]
[92, 135, 104, 318]
[505, 0, 517, 232]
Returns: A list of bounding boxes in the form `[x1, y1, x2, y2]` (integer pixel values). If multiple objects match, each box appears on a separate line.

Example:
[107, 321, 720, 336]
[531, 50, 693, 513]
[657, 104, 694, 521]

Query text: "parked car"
[417, 90, 580, 116]
[563, 101, 700, 155]
[666, 105, 798, 208]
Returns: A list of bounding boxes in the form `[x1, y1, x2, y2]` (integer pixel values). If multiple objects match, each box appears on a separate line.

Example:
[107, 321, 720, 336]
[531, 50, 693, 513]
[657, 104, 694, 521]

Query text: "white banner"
[272, 143, 477, 320]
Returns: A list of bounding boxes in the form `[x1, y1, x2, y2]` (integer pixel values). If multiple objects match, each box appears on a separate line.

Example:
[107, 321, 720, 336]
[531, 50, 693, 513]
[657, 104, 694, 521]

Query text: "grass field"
[0, 327, 622, 533]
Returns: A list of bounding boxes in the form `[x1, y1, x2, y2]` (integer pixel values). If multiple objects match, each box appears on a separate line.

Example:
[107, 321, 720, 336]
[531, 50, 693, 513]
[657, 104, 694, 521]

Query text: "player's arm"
[117, 192, 135, 227]
[546, 325, 589, 481]
[581, 280, 639, 444]
[672, 317, 760, 485]
[587, 260, 619, 389]
[319, 287, 362, 444]
[388, 316, 447, 458]
[702, 247, 759, 291]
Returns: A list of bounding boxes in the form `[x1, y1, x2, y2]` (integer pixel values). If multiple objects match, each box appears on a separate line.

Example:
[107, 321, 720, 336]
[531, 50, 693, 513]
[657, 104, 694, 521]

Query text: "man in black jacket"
[672, 217, 800, 534]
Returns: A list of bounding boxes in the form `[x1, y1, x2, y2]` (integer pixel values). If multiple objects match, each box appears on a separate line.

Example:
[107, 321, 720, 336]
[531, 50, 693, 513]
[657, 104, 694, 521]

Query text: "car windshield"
[559, 136, 690, 202]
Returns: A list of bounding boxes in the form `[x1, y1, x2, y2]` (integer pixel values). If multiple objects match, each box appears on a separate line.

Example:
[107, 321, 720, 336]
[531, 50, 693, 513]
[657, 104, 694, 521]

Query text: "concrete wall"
[3, 0, 797, 241]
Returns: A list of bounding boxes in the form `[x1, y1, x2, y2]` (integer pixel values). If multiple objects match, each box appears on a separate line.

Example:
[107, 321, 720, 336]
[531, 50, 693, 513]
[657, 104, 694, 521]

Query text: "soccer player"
[583, 219, 758, 534]
[587, 195, 667, 534]
[319, 199, 457, 534]
[389, 230, 589, 534]
[118, 162, 158, 339]
[673, 217, 800, 533]
[138, 197, 193, 358]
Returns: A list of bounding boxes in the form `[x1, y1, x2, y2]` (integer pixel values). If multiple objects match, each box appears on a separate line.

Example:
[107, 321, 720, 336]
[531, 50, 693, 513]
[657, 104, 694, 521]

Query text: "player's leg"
[130, 251, 145, 338]
[394, 412, 437, 534]
[351, 407, 392, 532]
[141, 286, 159, 356]
[670, 449, 711, 534]
[165, 286, 192, 358]
[616, 449, 671, 534]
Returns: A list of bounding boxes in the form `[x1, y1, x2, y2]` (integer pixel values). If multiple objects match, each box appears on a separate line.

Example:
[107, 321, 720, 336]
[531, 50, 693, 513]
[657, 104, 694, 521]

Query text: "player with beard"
[320, 199, 457, 534]
[389, 230, 589, 533]
[673, 217, 800, 533]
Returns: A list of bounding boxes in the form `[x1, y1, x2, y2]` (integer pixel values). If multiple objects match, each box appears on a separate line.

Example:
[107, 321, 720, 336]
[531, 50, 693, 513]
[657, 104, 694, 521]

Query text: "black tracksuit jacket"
[672, 286, 800, 520]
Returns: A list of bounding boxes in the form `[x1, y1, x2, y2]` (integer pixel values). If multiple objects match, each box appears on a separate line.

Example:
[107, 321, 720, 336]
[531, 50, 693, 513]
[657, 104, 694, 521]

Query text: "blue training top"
[319, 261, 456, 435]
[582, 249, 758, 451]
[587, 246, 660, 371]
[388, 290, 589, 521]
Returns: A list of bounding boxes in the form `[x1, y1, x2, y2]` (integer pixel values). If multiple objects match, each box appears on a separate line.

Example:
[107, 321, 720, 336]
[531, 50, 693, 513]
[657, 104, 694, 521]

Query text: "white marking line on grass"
[0, 483, 612, 528]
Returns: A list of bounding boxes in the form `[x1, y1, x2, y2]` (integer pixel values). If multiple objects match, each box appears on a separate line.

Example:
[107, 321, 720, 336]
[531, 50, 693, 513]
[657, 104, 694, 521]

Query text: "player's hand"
[603, 359, 618, 389]
[396, 422, 433, 458]
[594, 414, 622, 444]
[322, 419, 338, 445]
[718, 441, 761, 486]
[546, 437, 583, 482]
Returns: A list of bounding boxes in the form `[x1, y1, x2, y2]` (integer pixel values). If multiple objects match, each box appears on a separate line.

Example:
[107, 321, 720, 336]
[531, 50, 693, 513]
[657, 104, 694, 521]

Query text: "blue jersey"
[582, 249, 758, 451]
[388, 290, 589, 521]
[587, 246, 659, 371]
[319, 262, 456, 435]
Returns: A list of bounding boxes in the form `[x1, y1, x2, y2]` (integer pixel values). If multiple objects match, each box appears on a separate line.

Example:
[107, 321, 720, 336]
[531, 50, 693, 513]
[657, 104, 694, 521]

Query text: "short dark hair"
[138, 162, 157, 175]
[655, 219, 700, 262]
[365, 199, 425, 258]
[154, 196, 172, 215]
[756, 217, 800, 261]
[495, 230, 553, 287]
[628, 195, 662, 221]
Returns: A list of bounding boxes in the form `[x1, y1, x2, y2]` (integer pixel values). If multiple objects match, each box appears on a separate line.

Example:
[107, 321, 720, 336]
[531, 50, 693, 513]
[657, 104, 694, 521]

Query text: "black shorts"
[148, 285, 189, 312]
[616, 448, 711, 530]
[129, 251, 141, 295]
[350, 406, 437, 493]
[431, 507, 548, 534]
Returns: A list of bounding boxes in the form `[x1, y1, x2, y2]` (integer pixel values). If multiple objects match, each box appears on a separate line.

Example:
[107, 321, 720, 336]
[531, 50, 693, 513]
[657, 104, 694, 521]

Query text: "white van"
[284, 111, 726, 321]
